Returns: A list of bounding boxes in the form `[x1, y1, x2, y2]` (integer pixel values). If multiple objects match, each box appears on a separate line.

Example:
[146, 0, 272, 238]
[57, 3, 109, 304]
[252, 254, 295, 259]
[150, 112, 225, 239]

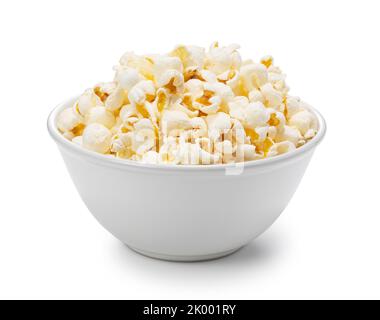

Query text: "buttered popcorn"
[57, 43, 318, 165]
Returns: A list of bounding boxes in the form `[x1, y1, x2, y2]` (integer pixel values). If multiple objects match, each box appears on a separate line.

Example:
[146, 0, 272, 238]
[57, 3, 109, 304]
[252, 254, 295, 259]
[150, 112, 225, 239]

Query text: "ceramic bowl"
[48, 97, 326, 261]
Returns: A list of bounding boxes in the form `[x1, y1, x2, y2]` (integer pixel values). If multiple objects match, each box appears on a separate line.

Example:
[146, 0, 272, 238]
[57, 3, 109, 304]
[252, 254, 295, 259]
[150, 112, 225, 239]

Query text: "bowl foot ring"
[126, 245, 243, 262]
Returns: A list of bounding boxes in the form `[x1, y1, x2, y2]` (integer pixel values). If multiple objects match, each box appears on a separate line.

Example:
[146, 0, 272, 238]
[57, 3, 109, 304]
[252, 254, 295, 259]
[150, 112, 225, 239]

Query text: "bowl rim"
[47, 96, 326, 172]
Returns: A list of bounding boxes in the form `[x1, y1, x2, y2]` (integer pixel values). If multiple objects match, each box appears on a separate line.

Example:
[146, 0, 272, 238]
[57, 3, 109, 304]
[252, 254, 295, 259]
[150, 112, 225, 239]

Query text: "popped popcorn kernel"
[57, 107, 83, 137]
[58, 42, 319, 164]
[260, 55, 274, 68]
[85, 106, 115, 129]
[82, 123, 112, 154]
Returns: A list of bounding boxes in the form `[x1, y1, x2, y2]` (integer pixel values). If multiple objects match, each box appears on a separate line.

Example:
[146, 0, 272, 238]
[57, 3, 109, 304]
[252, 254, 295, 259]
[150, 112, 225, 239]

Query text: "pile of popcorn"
[57, 42, 318, 165]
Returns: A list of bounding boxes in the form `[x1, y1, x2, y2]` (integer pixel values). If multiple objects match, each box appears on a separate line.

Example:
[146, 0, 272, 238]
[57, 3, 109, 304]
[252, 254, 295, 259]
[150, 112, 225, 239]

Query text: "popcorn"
[57, 107, 83, 135]
[156, 69, 184, 94]
[244, 102, 271, 129]
[141, 150, 160, 164]
[248, 89, 264, 103]
[114, 66, 142, 91]
[289, 110, 318, 136]
[161, 110, 192, 137]
[228, 96, 249, 121]
[85, 106, 115, 129]
[82, 123, 112, 154]
[131, 119, 156, 155]
[236, 144, 258, 162]
[128, 80, 156, 106]
[111, 132, 133, 154]
[267, 141, 296, 157]
[148, 55, 183, 84]
[119, 104, 138, 122]
[58, 42, 319, 164]
[170, 45, 206, 69]
[215, 140, 234, 163]
[285, 96, 302, 118]
[169, 99, 199, 118]
[260, 83, 284, 110]
[184, 79, 204, 98]
[260, 55, 274, 68]
[119, 52, 153, 80]
[204, 82, 234, 109]
[277, 125, 303, 146]
[177, 142, 220, 165]
[206, 112, 231, 141]
[76, 88, 103, 116]
[104, 86, 126, 111]
[240, 63, 268, 94]
[205, 42, 242, 75]
[197, 69, 218, 83]
[154, 88, 170, 114]
[190, 117, 208, 139]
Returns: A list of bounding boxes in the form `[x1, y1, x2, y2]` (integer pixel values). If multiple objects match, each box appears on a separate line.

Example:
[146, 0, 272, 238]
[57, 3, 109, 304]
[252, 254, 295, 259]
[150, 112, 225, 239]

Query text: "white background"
[1, 0, 379, 300]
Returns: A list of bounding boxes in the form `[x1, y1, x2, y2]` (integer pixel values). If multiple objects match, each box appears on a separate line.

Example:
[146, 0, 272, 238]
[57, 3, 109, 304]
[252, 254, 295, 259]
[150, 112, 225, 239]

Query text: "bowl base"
[126, 245, 243, 262]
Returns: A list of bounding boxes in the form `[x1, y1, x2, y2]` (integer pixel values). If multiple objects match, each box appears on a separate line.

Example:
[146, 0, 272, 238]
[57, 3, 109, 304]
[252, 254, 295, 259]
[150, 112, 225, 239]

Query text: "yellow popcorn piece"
[267, 109, 285, 128]
[260, 55, 274, 68]
[157, 69, 184, 95]
[244, 128, 259, 144]
[255, 137, 275, 156]
[154, 88, 170, 113]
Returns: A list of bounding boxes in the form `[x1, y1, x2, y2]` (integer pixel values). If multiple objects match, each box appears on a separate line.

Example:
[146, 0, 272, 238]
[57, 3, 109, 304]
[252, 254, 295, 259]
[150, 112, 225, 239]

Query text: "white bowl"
[48, 97, 326, 261]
